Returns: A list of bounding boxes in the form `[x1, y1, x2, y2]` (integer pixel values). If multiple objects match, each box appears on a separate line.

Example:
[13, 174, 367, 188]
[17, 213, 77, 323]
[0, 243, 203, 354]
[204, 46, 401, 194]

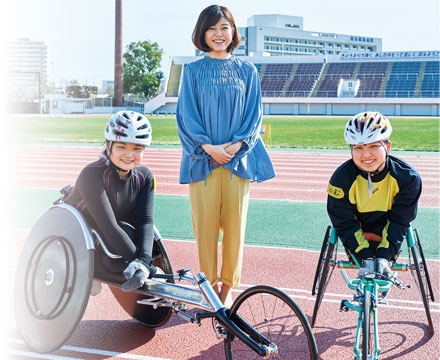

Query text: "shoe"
[358, 259, 375, 278]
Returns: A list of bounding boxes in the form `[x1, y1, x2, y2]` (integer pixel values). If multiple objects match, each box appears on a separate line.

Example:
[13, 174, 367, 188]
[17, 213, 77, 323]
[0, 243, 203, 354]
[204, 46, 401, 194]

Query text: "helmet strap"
[101, 146, 129, 174]
[367, 173, 374, 199]
[366, 155, 389, 199]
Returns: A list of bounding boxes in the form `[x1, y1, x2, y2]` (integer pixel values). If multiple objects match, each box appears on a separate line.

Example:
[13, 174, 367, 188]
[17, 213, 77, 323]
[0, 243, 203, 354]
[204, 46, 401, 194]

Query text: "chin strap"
[101, 148, 129, 174]
[367, 173, 375, 199]
[366, 157, 388, 199]
[361, 141, 390, 199]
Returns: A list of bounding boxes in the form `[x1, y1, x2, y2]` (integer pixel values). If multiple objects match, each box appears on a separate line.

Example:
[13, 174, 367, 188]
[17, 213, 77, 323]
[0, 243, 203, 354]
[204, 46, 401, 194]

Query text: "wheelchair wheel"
[14, 205, 94, 353]
[311, 226, 337, 328]
[413, 228, 435, 302]
[312, 225, 332, 295]
[362, 289, 374, 359]
[109, 232, 174, 328]
[409, 229, 435, 335]
[224, 285, 318, 360]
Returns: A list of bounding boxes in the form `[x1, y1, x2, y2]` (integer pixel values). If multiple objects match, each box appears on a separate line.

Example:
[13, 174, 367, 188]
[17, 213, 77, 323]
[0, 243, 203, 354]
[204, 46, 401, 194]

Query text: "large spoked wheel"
[311, 226, 337, 328]
[361, 290, 373, 360]
[14, 205, 95, 353]
[409, 229, 435, 335]
[109, 233, 174, 328]
[224, 285, 318, 360]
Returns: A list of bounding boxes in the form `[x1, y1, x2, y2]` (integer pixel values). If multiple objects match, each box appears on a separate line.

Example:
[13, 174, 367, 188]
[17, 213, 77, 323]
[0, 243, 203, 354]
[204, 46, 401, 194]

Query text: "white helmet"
[344, 111, 392, 145]
[105, 111, 152, 146]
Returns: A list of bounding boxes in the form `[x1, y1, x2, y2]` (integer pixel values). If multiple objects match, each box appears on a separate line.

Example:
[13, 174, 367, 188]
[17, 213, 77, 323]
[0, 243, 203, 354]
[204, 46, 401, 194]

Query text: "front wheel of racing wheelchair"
[310, 225, 435, 335]
[14, 203, 174, 353]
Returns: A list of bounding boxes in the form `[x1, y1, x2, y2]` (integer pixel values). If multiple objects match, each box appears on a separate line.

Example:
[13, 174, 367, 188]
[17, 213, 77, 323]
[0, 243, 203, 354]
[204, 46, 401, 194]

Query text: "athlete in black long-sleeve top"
[327, 111, 422, 277]
[65, 110, 161, 291]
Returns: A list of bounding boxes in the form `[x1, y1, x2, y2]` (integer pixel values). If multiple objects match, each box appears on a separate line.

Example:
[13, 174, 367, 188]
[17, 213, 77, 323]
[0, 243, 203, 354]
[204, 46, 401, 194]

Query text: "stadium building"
[235, 14, 382, 57]
[144, 49, 439, 117]
[146, 14, 438, 117]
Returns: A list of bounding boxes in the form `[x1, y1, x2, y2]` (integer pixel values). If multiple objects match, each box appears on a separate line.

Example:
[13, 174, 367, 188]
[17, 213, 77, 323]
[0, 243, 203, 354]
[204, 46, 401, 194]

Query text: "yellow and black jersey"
[327, 155, 422, 262]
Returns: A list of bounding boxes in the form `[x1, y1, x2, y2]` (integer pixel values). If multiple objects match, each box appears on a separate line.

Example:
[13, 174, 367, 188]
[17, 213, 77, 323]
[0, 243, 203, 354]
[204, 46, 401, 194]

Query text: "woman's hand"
[225, 141, 243, 156]
[202, 142, 234, 165]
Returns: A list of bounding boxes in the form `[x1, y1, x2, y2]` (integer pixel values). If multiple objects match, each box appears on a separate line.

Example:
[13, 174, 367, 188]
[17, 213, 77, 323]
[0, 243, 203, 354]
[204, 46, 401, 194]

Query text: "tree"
[65, 80, 98, 98]
[123, 41, 164, 99]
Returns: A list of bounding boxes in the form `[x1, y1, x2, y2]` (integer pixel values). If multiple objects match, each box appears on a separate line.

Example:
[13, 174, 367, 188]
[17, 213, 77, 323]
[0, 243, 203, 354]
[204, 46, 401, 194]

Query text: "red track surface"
[8, 145, 440, 206]
[7, 145, 440, 359]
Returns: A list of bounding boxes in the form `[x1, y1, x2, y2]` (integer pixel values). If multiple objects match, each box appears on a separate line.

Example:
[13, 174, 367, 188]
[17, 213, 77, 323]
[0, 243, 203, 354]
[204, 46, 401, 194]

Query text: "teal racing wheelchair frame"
[311, 225, 435, 359]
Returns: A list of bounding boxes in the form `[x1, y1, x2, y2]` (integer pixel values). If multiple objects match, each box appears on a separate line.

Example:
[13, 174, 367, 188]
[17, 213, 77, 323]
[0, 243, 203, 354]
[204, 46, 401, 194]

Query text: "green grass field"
[8, 114, 440, 151]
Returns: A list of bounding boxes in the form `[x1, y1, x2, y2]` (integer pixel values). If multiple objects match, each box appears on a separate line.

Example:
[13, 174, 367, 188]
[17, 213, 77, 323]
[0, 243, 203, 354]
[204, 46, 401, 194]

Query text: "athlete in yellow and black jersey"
[327, 154, 421, 262]
[327, 111, 422, 277]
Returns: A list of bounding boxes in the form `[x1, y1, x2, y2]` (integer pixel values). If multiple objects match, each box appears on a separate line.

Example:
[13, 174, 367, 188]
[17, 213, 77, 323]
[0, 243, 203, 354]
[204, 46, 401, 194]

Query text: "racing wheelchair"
[14, 189, 319, 359]
[311, 225, 435, 359]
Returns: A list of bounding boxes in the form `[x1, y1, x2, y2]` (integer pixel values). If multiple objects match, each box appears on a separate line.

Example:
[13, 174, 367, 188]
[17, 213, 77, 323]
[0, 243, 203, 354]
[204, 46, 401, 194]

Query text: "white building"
[7, 38, 48, 101]
[232, 14, 382, 57]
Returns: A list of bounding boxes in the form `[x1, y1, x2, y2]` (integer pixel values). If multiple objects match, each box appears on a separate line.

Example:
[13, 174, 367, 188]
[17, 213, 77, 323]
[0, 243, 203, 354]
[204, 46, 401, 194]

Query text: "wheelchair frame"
[311, 225, 435, 359]
[14, 203, 319, 359]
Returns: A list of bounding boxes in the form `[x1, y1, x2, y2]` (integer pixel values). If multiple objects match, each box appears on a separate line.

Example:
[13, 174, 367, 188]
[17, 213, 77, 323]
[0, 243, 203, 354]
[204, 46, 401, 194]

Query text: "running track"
[7, 145, 440, 360]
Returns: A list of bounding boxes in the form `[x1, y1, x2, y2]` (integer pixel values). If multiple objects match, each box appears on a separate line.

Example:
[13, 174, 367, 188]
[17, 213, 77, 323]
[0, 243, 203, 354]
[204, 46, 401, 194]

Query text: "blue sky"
[6, 0, 440, 88]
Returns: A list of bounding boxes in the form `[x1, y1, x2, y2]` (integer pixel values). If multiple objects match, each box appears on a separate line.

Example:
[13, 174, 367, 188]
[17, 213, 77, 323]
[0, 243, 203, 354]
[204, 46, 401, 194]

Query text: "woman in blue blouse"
[176, 5, 275, 307]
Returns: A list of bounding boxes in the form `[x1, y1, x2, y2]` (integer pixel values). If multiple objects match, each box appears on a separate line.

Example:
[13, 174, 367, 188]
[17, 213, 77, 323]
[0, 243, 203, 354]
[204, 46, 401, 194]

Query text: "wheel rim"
[25, 237, 75, 320]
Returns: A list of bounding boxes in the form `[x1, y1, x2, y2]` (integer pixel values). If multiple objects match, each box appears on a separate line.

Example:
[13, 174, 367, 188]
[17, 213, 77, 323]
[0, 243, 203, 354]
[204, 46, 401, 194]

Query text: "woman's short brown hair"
[192, 5, 241, 53]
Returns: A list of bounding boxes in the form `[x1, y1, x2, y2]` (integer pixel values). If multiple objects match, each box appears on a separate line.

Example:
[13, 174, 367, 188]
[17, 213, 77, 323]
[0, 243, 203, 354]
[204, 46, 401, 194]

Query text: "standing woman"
[176, 5, 275, 307]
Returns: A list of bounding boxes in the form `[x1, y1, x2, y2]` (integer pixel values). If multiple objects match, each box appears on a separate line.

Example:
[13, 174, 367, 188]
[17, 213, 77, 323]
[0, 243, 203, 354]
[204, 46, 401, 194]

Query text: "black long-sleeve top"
[327, 155, 422, 261]
[65, 156, 155, 263]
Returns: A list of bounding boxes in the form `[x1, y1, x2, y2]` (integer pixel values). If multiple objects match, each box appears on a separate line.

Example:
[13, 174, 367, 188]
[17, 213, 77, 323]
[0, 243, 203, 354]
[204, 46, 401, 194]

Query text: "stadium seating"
[169, 58, 439, 99]
[356, 62, 388, 98]
[384, 61, 420, 98]
[420, 61, 440, 98]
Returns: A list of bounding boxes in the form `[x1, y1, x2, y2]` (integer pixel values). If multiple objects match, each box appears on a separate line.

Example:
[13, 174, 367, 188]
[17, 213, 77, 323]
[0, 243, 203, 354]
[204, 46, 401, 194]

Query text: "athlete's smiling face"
[109, 142, 145, 175]
[351, 141, 391, 173]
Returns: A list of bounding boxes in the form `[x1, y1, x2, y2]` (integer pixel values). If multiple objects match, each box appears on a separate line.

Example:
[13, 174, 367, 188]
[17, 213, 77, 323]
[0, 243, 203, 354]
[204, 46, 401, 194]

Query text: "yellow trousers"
[189, 167, 250, 288]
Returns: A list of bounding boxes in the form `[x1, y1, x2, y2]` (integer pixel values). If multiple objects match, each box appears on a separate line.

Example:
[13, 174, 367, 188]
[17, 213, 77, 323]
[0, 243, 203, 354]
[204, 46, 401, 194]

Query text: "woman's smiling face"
[205, 17, 233, 58]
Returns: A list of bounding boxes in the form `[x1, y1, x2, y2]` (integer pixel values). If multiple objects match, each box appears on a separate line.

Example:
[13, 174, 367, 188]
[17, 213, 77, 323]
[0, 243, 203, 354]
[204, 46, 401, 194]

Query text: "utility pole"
[113, 0, 123, 107]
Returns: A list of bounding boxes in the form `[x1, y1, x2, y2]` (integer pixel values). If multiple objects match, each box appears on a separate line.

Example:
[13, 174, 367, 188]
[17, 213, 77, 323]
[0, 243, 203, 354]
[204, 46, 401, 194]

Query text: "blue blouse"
[176, 56, 276, 184]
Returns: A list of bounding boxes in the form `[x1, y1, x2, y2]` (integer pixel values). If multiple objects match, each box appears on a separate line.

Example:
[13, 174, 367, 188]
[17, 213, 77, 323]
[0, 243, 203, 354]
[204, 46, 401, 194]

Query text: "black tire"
[14, 205, 94, 353]
[311, 227, 337, 328]
[409, 231, 435, 335]
[413, 229, 435, 302]
[224, 285, 318, 360]
[361, 290, 373, 360]
[110, 234, 174, 328]
[312, 225, 332, 295]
